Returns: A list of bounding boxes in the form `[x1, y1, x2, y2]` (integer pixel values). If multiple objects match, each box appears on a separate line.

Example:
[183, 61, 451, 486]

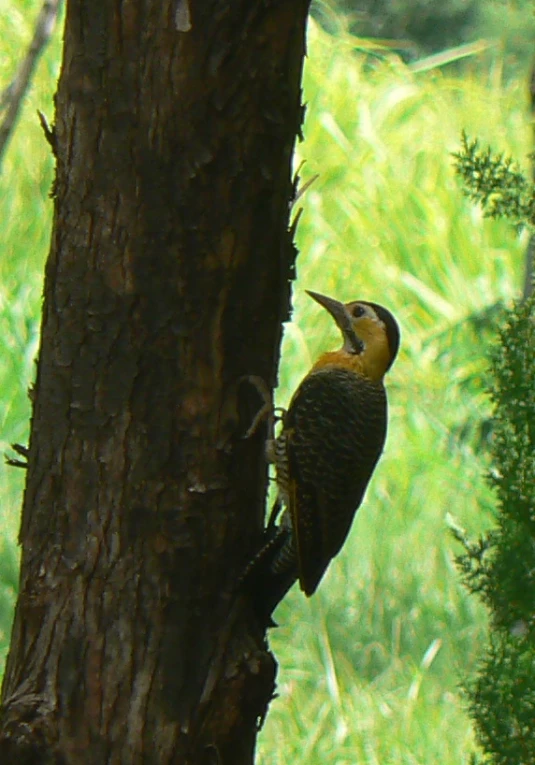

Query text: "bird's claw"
[241, 375, 274, 440]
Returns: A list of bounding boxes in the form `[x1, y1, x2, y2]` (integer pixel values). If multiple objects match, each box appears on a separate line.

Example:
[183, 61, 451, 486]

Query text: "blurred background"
[0, 1, 532, 762]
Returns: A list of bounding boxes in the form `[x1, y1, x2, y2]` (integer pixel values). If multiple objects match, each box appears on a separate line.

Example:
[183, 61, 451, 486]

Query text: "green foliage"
[454, 298, 535, 763]
[478, 0, 535, 74]
[468, 636, 535, 765]
[313, 0, 535, 71]
[454, 133, 535, 760]
[312, 0, 480, 56]
[454, 298, 535, 619]
[454, 134, 535, 229]
[0, 9, 530, 763]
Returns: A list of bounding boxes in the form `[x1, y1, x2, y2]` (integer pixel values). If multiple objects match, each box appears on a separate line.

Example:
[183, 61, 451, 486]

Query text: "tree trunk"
[0, 1, 310, 762]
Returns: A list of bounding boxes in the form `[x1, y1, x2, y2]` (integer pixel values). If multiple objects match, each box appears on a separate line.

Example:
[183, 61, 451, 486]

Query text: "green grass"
[0, 10, 530, 763]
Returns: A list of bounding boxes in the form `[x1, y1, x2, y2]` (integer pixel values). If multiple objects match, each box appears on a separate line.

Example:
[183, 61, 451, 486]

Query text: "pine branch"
[453, 133, 535, 230]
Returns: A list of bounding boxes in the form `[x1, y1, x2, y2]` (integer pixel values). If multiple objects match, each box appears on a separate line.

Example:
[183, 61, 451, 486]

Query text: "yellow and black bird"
[247, 290, 400, 620]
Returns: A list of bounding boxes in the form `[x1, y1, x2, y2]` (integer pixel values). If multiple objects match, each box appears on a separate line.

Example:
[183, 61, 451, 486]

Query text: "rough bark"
[0, 1, 310, 763]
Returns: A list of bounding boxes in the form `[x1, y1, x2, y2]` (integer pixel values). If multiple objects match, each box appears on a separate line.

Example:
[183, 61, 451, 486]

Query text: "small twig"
[37, 109, 56, 151]
[0, 0, 62, 167]
[5, 458, 28, 469]
[292, 173, 319, 206]
[5, 443, 30, 469]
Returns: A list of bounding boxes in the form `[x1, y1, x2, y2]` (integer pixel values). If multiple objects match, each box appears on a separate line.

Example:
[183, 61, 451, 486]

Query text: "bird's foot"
[241, 375, 286, 441]
[241, 375, 274, 440]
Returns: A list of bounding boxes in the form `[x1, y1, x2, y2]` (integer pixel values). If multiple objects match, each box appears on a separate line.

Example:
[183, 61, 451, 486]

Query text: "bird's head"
[306, 290, 400, 376]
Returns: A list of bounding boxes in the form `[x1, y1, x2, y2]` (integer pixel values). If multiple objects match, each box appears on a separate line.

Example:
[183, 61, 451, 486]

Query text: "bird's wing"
[284, 369, 387, 595]
[286, 437, 324, 595]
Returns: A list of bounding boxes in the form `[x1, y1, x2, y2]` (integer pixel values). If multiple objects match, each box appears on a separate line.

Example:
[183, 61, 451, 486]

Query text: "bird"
[245, 290, 400, 619]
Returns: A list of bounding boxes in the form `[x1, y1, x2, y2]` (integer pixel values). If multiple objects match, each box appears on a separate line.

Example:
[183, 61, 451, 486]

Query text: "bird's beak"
[306, 290, 364, 354]
[306, 290, 351, 333]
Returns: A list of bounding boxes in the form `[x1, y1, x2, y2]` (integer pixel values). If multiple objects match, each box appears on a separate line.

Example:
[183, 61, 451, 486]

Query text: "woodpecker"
[247, 290, 400, 619]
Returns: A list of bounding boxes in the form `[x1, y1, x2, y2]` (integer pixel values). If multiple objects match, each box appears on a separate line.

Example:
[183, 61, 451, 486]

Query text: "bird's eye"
[352, 305, 365, 318]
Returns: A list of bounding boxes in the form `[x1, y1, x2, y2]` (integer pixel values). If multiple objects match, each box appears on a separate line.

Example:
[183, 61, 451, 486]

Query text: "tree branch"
[0, 0, 62, 167]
